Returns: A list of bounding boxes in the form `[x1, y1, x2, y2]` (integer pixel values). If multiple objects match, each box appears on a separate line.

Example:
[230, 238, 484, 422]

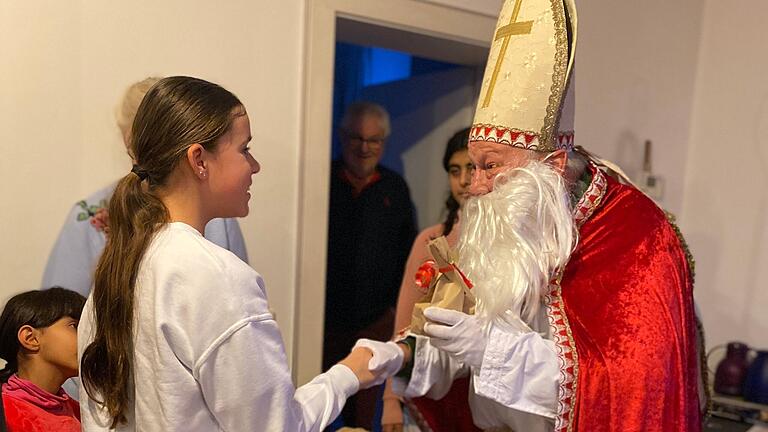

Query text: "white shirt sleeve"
[195, 317, 358, 432]
[392, 335, 469, 400]
[472, 324, 559, 419]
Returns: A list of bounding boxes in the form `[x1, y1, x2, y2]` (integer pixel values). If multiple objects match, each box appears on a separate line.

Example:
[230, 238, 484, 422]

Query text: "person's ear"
[543, 149, 568, 175]
[17, 325, 40, 353]
[186, 144, 209, 180]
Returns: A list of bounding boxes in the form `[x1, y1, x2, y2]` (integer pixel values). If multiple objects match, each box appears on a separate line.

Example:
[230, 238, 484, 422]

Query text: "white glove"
[352, 339, 404, 387]
[423, 307, 486, 369]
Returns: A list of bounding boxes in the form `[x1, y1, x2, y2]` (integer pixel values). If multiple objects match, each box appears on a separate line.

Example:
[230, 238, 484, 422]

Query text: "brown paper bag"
[409, 236, 475, 336]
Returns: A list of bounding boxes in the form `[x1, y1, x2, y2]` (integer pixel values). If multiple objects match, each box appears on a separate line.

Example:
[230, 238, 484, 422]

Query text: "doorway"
[331, 38, 483, 227]
[295, 0, 497, 388]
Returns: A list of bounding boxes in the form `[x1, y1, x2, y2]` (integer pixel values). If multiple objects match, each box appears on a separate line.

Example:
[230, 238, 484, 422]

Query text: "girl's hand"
[352, 339, 405, 389]
[339, 347, 376, 389]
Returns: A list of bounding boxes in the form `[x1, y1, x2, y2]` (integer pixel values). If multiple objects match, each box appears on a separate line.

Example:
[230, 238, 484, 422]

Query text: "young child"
[0, 287, 85, 432]
[78, 76, 402, 431]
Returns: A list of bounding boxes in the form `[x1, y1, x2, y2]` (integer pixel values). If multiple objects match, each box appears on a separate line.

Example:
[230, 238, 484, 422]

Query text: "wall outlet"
[639, 172, 664, 201]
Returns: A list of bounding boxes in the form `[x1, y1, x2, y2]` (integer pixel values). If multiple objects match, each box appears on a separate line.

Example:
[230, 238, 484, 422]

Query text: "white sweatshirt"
[78, 222, 358, 431]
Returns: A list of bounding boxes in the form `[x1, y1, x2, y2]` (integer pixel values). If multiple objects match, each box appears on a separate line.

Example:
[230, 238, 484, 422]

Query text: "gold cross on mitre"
[481, 0, 535, 108]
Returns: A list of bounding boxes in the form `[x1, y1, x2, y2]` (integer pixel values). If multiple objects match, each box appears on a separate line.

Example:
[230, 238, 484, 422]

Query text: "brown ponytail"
[80, 76, 243, 427]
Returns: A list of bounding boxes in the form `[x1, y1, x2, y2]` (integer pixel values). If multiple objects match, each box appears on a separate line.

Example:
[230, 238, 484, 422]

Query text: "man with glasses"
[324, 101, 417, 429]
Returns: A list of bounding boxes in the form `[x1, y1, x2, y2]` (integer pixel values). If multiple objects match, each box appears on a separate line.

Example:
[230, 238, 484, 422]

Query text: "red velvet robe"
[406, 377, 481, 432]
[547, 166, 702, 432]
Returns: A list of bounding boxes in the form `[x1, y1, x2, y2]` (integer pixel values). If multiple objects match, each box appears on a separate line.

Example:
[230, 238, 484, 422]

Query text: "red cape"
[407, 377, 481, 432]
[548, 168, 702, 432]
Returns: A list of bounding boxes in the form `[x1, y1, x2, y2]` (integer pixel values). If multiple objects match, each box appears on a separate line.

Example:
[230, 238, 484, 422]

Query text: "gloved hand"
[423, 307, 486, 369]
[352, 339, 405, 388]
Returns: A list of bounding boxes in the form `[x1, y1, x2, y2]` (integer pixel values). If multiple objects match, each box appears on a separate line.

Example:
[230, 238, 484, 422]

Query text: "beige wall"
[0, 0, 305, 362]
[681, 0, 768, 350]
[576, 0, 705, 216]
[416, 0, 502, 17]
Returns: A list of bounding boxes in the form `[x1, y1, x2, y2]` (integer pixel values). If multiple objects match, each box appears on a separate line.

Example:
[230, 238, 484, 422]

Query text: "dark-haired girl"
[0, 287, 85, 432]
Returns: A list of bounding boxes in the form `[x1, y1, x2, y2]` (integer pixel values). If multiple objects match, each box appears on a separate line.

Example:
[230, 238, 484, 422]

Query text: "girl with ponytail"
[0, 287, 85, 432]
[381, 127, 479, 432]
[78, 76, 389, 431]
[41, 77, 248, 298]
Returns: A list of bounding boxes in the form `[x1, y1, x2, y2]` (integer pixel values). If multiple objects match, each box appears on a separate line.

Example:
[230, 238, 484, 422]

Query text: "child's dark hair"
[0, 287, 86, 382]
[442, 127, 471, 236]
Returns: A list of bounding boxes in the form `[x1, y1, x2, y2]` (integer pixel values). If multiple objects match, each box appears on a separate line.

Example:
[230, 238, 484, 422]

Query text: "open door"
[297, 0, 497, 385]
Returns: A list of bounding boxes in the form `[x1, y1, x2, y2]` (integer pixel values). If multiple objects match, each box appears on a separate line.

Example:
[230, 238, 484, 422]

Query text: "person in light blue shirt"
[42, 184, 247, 297]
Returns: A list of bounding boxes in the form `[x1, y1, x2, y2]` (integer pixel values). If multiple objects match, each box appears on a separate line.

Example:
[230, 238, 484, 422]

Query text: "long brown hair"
[80, 76, 243, 427]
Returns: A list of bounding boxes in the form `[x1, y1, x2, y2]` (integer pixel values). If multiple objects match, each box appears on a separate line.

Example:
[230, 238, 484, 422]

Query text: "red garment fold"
[409, 377, 481, 432]
[560, 175, 701, 432]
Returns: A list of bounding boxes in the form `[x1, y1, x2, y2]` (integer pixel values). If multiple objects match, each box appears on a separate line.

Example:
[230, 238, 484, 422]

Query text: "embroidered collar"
[571, 162, 607, 228]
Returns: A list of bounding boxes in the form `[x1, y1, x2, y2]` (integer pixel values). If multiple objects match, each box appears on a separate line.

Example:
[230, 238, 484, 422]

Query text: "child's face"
[206, 113, 259, 218]
[37, 316, 79, 378]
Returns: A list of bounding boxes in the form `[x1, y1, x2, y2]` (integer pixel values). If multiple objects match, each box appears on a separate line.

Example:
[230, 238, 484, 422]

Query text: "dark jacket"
[325, 161, 417, 332]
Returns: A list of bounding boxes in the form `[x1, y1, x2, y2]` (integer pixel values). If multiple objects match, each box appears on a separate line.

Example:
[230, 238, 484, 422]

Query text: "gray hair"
[116, 77, 163, 139]
[340, 101, 391, 138]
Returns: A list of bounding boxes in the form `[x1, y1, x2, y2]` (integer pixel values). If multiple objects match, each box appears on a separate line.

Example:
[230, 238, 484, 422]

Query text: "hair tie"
[131, 165, 149, 181]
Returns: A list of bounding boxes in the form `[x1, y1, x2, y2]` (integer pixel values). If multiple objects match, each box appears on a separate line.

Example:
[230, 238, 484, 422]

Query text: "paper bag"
[409, 236, 475, 336]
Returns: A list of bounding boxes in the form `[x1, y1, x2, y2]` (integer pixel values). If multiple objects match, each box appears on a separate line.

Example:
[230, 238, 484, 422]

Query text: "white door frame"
[294, 0, 496, 384]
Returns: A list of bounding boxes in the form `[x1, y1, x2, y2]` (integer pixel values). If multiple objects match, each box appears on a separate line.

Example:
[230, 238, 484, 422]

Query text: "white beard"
[457, 160, 577, 328]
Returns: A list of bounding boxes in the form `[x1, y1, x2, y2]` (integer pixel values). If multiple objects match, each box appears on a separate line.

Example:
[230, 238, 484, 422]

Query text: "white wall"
[681, 0, 768, 350]
[416, 0, 502, 17]
[0, 0, 304, 361]
[576, 0, 704, 216]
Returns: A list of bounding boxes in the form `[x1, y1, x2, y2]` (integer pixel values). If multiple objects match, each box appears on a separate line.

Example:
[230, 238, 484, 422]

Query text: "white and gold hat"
[470, 0, 577, 153]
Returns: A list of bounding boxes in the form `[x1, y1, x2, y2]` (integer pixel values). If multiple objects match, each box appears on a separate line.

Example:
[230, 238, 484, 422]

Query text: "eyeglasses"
[345, 134, 386, 149]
